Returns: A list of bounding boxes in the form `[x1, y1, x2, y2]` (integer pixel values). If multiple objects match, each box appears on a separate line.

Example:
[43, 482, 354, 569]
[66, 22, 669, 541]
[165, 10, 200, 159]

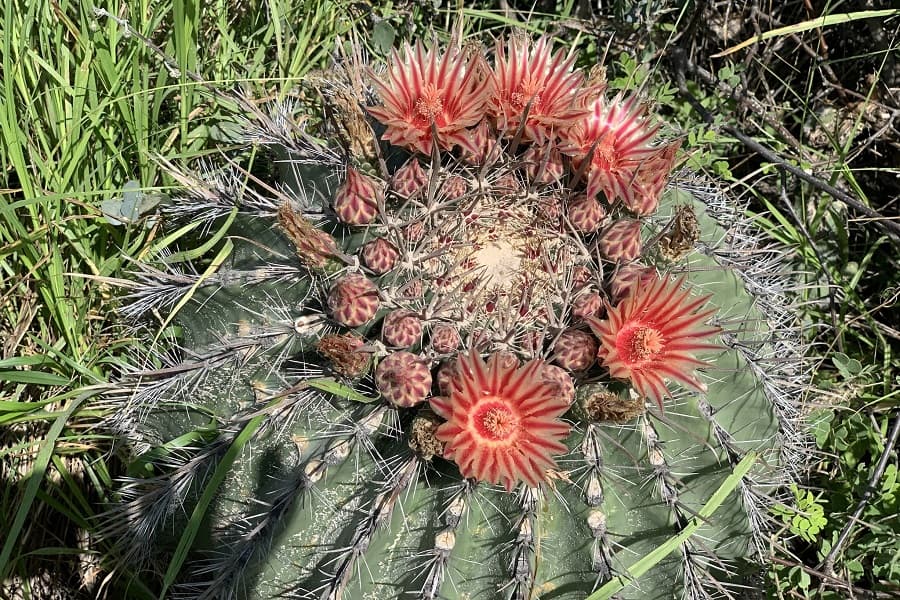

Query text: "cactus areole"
[108, 33, 808, 600]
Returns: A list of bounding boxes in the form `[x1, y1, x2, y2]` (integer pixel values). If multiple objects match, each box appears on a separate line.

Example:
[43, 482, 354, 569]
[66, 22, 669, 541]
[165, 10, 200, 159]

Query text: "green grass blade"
[714, 9, 900, 57]
[0, 391, 88, 579]
[157, 412, 267, 598]
[586, 451, 758, 600]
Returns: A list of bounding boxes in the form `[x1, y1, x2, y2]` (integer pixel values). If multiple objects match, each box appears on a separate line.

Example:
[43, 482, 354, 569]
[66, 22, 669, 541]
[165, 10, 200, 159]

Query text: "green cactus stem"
[98, 32, 811, 600]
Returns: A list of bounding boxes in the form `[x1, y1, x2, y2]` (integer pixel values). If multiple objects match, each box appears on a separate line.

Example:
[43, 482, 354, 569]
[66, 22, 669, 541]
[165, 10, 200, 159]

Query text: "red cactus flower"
[586, 277, 721, 409]
[368, 42, 491, 156]
[430, 352, 570, 491]
[560, 94, 676, 207]
[489, 36, 594, 144]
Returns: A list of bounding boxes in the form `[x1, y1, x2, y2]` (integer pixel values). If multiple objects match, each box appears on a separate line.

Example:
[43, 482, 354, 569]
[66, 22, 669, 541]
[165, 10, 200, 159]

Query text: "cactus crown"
[103, 33, 810, 600]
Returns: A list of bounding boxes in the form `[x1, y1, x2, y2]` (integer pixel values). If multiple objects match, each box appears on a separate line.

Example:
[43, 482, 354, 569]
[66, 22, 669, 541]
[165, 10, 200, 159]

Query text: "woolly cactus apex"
[375, 351, 432, 407]
[567, 194, 606, 232]
[381, 309, 422, 348]
[599, 218, 642, 261]
[552, 328, 598, 371]
[327, 273, 380, 327]
[361, 237, 399, 274]
[333, 167, 381, 225]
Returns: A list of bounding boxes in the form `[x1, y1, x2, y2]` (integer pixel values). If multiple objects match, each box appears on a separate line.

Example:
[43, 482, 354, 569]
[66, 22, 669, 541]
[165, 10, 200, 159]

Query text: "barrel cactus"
[102, 34, 809, 600]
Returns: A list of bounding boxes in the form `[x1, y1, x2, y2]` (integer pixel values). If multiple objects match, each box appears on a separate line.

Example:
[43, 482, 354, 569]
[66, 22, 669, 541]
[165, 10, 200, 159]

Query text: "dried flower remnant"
[587, 277, 721, 409]
[277, 204, 339, 271]
[577, 383, 646, 423]
[430, 353, 570, 491]
[408, 409, 445, 459]
[657, 204, 700, 261]
[368, 42, 491, 156]
[316, 333, 370, 378]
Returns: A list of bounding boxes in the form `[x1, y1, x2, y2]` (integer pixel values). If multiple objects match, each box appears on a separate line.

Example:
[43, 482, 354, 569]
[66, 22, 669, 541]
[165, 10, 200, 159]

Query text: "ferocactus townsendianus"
[100, 32, 810, 600]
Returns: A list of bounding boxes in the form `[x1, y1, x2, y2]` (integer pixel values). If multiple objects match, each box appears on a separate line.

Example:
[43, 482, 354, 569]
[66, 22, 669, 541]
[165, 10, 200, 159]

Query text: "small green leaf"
[832, 351, 862, 376]
[372, 21, 395, 55]
[100, 198, 125, 225]
[307, 377, 377, 403]
[121, 179, 142, 221]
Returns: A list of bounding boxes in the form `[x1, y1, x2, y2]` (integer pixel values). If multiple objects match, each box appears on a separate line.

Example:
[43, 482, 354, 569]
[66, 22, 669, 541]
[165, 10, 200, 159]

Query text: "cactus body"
[103, 36, 808, 600]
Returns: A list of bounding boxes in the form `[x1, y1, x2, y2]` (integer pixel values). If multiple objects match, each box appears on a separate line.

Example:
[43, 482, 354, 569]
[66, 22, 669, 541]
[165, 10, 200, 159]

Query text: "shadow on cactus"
[100, 33, 810, 600]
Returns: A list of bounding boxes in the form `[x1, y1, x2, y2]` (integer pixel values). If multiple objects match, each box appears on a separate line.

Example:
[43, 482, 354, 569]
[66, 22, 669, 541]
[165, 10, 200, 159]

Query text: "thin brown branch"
[667, 46, 900, 241]
[819, 412, 900, 577]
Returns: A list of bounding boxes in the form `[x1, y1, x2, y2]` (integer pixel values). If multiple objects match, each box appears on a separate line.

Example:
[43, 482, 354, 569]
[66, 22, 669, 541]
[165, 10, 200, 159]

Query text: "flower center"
[622, 325, 664, 363]
[593, 133, 618, 171]
[473, 400, 520, 441]
[415, 84, 444, 121]
[511, 76, 544, 112]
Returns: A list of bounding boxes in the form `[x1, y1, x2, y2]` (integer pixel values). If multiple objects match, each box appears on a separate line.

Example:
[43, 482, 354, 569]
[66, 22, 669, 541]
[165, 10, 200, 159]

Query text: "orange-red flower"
[489, 36, 595, 144]
[586, 277, 721, 409]
[430, 353, 570, 491]
[368, 42, 491, 156]
[559, 94, 677, 210]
